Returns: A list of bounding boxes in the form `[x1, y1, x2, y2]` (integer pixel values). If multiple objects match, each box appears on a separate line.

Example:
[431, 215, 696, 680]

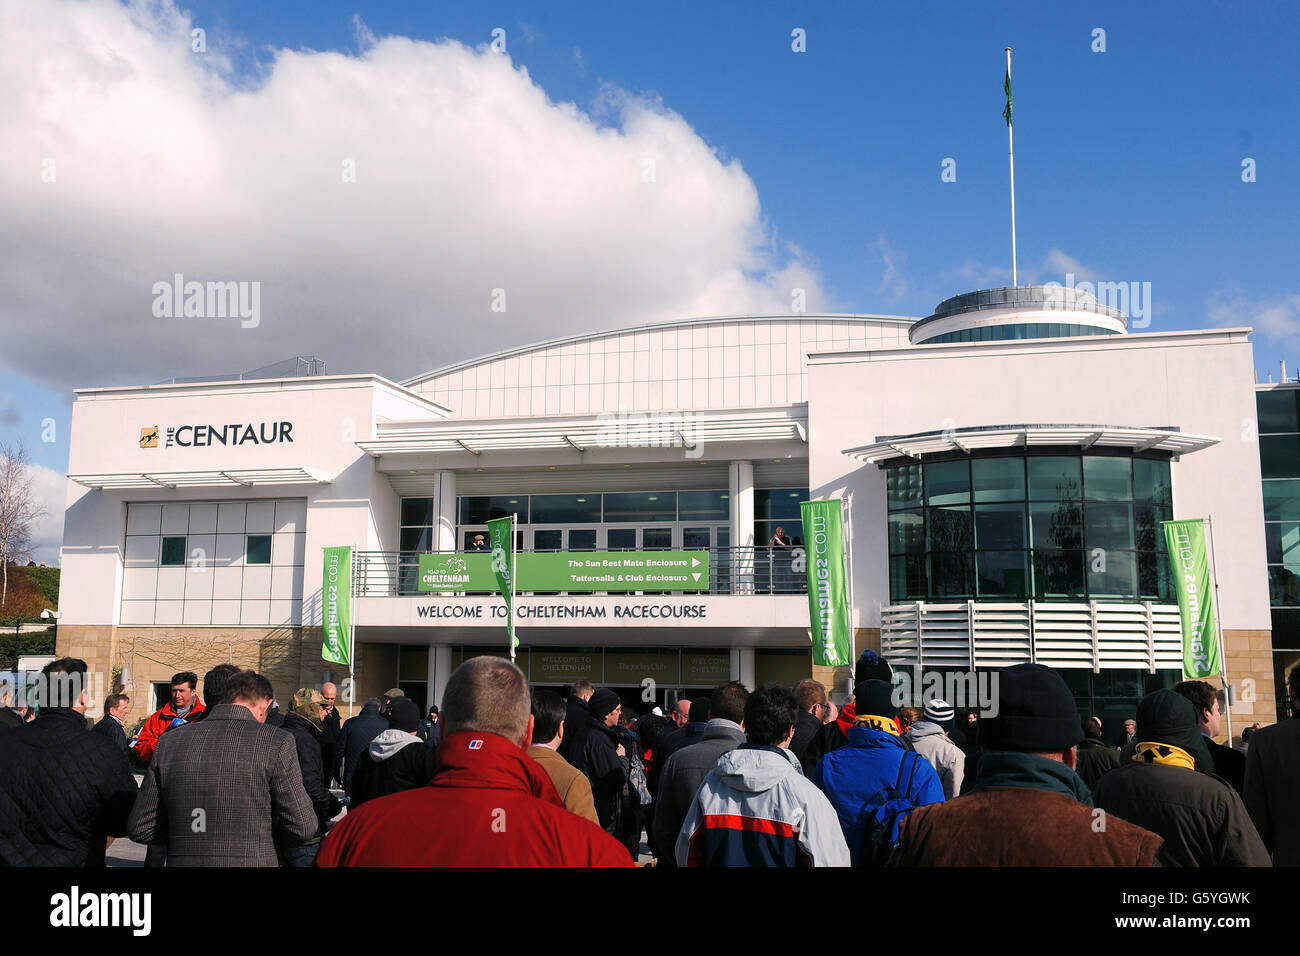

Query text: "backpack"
[627, 751, 653, 807]
[859, 750, 923, 867]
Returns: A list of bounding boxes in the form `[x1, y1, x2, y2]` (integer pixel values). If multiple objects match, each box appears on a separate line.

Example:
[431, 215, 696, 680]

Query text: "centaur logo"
[139, 422, 294, 449]
[49, 886, 151, 936]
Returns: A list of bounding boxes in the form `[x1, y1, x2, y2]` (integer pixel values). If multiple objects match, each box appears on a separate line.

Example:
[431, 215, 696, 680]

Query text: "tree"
[0, 440, 48, 607]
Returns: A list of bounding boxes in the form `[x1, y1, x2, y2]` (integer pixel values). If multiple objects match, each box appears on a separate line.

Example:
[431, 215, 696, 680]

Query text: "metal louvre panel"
[449, 464, 732, 495]
[882, 600, 1183, 672]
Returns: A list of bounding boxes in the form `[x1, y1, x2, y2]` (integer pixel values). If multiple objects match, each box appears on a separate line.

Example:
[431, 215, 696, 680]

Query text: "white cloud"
[1206, 290, 1300, 343]
[1043, 248, 1100, 283]
[869, 235, 907, 304]
[0, 0, 826, 391]
[10, 463, 66, 566]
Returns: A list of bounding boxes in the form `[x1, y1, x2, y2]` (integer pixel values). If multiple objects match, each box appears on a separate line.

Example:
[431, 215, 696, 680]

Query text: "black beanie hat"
[977, 663, 1084, 753]
[388, 696, 421, 733]
[1135, 689, 1214, 773]
[855, 649, 893, 687]
[588, 689, 620, 722]
[853, 679, 898, 718]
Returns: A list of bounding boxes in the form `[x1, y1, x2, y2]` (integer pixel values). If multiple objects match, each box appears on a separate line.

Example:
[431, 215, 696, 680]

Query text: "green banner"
[1162, 519, 1222, 679]
[321, 546, 352, 665]
[488, 516, 518, 657]
[418, 550, 710, 592]
[801, 499, 852, 667]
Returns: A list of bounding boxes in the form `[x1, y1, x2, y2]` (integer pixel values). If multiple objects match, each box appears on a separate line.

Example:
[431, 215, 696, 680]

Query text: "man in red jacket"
[315, 656, 631, 867]
[132, 671, 206, 765]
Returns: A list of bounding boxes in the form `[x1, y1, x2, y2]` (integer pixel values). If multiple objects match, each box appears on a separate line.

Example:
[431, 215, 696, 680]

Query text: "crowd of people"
[1, 648, 1298, 867]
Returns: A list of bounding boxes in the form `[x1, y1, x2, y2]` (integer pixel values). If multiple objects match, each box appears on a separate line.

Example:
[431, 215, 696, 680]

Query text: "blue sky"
[3, 0, 1298, 559]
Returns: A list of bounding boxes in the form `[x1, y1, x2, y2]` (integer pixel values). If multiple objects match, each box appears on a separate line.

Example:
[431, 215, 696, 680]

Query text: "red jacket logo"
[468, 739, 483, 750]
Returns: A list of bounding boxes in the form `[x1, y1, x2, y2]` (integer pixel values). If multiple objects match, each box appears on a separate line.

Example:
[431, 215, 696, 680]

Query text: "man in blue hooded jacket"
[812, 679, 944, 865]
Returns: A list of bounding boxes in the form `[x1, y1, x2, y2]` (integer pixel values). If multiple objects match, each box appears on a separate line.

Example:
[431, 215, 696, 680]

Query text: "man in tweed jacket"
[128, 670, 317, 866]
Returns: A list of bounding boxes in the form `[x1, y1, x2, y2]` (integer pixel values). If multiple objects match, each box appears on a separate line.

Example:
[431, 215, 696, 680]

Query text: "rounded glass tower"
[909, 285, 1128, 345]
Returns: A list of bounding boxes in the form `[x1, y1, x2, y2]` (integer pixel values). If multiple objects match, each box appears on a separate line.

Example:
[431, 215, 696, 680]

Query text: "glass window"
[890, 555, 926, 601]
[975, 504, 1026, 549]
[246, 534, 272, 565]
[1030, 501, 1082, 550]
[460, 496, 528, 524]
[977, 550, 1029, 598]
[1085, 503, 1135, 550]
[1265, 522, 1300, 565]
[160, 536, 186, 566]
[401, 498, 433, 527]
[1137, 551, 1174, 601]
[400, 527, 431, 552]
[1033, 550, 1086, 598]
[888, 510, 925, 554]
[1134, 458, 1172, 504]
[1263, 480, 1300, 521]
[1083, 457, 1132, 501]
[1258, 390, 1300, 434]
[1269, 566, 1300, 606]
[679, 490, 729, 521]
[929, 552, 974, 598]
[530, 494, 599, 524]
[1261, 436, 1300, 479]
[1028, 457, 1082, 501]
[1273, 608, 1300, 645]
[887, 464, 923, 509]
[603, 492, 676, 522]
[1087, 550, 1136, 599]
[755, 489, 808, 521]
[927, 506, 972, 552]
[1134, 504, 1172, 552]
[972, 458, 1025, 502]
[925, 460, 970, 506]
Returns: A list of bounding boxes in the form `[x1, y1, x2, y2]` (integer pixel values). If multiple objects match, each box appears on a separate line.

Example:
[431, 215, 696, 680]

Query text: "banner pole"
[1205, 516, 1232, 742]
[843, 494, 856, 666]
[510, 513, 518, 662]
[1005, 46, 1017, 287]
[349, 542, 357, 718]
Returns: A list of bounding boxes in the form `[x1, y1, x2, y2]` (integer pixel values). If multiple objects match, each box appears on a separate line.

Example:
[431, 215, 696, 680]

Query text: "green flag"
[1162, 519, 1222, 679]
[487, 515, 519, 659]
[321, 546, 352, 666]
[1003, 67, 1012, 126]
[801, 499, 852, 667]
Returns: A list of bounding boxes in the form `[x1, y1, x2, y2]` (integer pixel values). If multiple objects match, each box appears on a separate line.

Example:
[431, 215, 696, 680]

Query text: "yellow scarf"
[854, 714, 900, 736]
[1134, 741, 1196, 770]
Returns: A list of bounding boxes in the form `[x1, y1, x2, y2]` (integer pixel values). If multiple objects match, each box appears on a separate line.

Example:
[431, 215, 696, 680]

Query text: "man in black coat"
[1075, 715, 1121, 790]
[320, 681, 341, 786]
[790, 679, 828, 776]
[558, 680, 594, 773]
[1174, 680, 1246, 797]
[336, 697, 390, 795]
[0, 687, 24, 730]
[351, 697, 439, 807]
[90, 693, 131, 753]
[0, 658, 138, 866]
[583, 689, 632, 851]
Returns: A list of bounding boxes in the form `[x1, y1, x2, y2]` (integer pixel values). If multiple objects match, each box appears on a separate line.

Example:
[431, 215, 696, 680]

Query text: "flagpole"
[510, 512, 518, 662]
[1005, 47, 1017, 287]
[1205, 516, 1233, 743]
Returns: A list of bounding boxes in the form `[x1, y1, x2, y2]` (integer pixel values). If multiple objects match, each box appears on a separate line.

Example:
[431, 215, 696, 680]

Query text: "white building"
[57, 291, 1278, 729]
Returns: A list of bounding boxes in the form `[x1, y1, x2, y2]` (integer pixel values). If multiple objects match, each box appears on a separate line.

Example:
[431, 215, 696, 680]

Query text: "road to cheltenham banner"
[487, 515, 519, 659]
[418, 550, 709, 592]
[1162, 519, 1222, 680]
[321, 546, 352, 666]
[801, 499, 852, 668]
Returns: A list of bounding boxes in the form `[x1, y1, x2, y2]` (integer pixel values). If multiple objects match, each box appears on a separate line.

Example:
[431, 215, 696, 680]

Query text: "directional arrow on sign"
[691, 557, 701, 567]
[692, 573, 701, 581]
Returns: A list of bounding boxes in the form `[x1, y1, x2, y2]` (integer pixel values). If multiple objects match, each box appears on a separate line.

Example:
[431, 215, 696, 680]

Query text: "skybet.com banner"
[321, 545, 352, 666]
[801, 499, 851, 668]
[1162, 519, 1222, 680]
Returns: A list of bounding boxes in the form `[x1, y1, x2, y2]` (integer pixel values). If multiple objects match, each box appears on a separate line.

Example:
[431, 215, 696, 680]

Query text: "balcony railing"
[881, 600, 1184, 672]
[354, 548, 809, 597]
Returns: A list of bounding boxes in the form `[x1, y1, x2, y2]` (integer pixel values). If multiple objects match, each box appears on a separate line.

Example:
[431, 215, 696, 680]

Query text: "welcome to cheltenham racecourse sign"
[138, 422, 294, 449]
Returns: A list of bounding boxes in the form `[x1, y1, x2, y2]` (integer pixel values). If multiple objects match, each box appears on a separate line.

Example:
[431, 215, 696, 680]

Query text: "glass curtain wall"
[887, 451, 1173, 603]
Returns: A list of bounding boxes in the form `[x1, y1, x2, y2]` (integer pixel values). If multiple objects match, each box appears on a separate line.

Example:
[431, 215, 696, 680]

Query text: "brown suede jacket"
[896, 786, 1162, 866]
